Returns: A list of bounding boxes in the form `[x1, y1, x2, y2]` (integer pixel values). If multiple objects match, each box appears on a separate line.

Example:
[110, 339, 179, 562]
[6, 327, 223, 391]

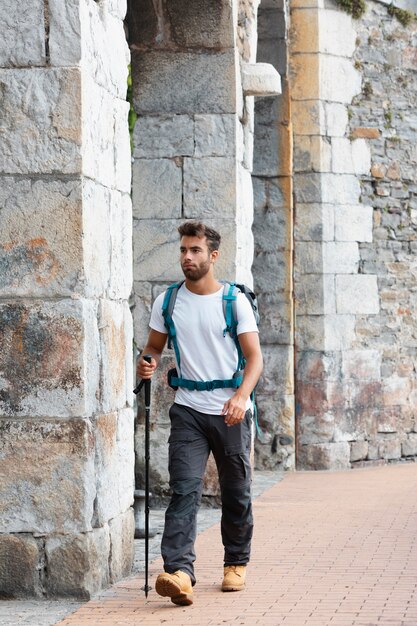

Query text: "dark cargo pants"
[161, 403, 253, 585]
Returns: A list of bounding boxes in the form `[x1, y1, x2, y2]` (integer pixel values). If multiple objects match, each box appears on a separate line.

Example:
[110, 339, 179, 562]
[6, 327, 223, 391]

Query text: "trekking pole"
[133, 354, 152, 598]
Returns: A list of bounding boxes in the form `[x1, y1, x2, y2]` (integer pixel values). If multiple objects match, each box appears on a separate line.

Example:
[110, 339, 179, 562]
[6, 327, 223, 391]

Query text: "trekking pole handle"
[133, 354, 153, 395]
[143, 354, 152, 408]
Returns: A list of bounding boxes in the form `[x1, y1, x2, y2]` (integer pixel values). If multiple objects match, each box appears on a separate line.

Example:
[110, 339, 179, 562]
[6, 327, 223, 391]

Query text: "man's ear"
[210, 249, 219, 263]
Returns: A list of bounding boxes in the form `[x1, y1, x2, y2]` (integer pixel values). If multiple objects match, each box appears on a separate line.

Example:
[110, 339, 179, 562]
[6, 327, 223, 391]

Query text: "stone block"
[136, 424, 171, 493]
[94, 410, 135, 525]
[323, 242, 359, 273]
[294, 135, 332, 173]
[292, 100, 326, 136]
[320, 56, 362, 104]
[297, 314, 355, 352]
[82, 76, 131, 193]
[79, 1, 129, 98]
[342, 350, 381, 381]
[297, 412, 334, 445]
[350, 441, 368, 462]
[336, 275, 379, 315]
[332, 138, 371, 175]
[0, 534, 40, 598]
[290, 54, 320, 100]
[0, 68, 81, 175]
[260, 345, 294, 396]
[253, 206, 292, 252]
[45, 528, 110, 598]
[294, 203, 334, 241]
[290, 9, 319, 54]
[252, 250, 292, 293]
[194, 114, 236, 157]
[109, 191, 133, 302]
[294, 173, 322, 204]
[132, 50, 236, 114]
[324, 314, 356, 351]
[296, 274, 336, 315]
[0, 177, 83, 298]
[241, 63, 282, 96]
[165, 0, 233, 48]
[257, 7, 287, 40]
[296, 350, 342, 383]
[318, 9, 356, 57]
[0, 1, 45, 66]
[48, 0, 81, 66]
[402, 434, 417, 457]
[98, 300, 132, 414]
[0, 299, 100, 418]
[183, 157, 236, 218]
[81, 179, 111, 297]
[383, 376, 411, 406]
[295, 315, 326, 352]
[0, 419, 96, 534]
[297, 442, 350, 470]
[253, 119, 281, 177]
[334, 205, 373, 242]
[258, 292, 293, 345]
[132, 281, 153, 348]
[379, 438, 402, 461]
[294, 242, 322, 275]
[321, 174, 361, 205]
[109, 509, 135, 583]
[132, 159, 182, 219]
[133, 218, 237, 282]
[133, 115, 194, 159]
[325, 103, 348, 137]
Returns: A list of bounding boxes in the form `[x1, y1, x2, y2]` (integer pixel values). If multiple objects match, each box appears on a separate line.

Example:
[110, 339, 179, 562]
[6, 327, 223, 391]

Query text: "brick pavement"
[56, 463, 417, 626]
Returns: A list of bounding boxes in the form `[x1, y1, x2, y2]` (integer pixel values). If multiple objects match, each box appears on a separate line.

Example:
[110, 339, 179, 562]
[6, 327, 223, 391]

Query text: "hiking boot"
[221, 565, 246, 592]
[155, 570, 193, 606]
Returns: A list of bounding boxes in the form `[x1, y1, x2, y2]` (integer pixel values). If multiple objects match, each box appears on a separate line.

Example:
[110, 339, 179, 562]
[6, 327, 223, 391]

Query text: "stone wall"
[252, 0, 295, 470]
[291, 0, 417, 469]
[0, 0, 134, 598]
[128, 0, 281, 492]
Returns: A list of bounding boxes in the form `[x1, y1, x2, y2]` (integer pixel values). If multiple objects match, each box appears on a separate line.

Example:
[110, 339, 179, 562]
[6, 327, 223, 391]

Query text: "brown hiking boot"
[221, 565, 246, 592]
[155, 570, 193, 605]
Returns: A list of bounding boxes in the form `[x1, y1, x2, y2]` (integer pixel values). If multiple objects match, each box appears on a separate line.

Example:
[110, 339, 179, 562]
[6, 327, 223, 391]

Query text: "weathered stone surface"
[48, 0, 81, 66]
[296, 350, 342, 382]
[290, 54, 320, 100]
[332, 138, 371, 175]
[292, 100, 326, 135]
[325, 103, 348, 137]
[323, 242, 360, 273]
[132, 50, 236, 114]
[350, 440, 368, 462]
[0, 534, 40, 598]
[319, 9, 357, 57]
[0, 299, 99, 418]
[298, 412, 334, 445]
[258, 292, 293, 345]
[0, 178, 83, 297]
[402, 434, 417, 457]
[79, 0, 129, 98]
[382, 376, 411, 406]
[45, 528, 110, 598]
[342, 350, 381, 381]
[334, 205, 373, 242]
[0, 69, 81, 174]
[294, 242, 322, 275]
[324, 314, 356, 351]
[132, 159, 182, 219]
[133, 218, 237, 282]
[336, 275, 379, 315]
[260, 345, 294, 397]
[320, 56, 362, 103]
[0, 419, 95, 533]
[294, 203, 334, 242]
[252, 250, 291, 293]
[133, 115, 194, 159]
[0, 1, 45, 66]
[183, 158, 236, 218]
[297, 442, 350, 470]
[296, 274, 336, 315]
[136, 424, 171, 494]
[109, 509, 135, 583]
[321, 174, 361, 205]
[98, 301, 132, 414]
[195, 115, 236, 157]
[132, 281, 153, 348]
[82, 76, 131, 193]
[242, 63, 282, 96]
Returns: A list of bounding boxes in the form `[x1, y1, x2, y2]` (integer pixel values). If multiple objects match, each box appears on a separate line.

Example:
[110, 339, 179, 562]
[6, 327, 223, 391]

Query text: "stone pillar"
[0, 0, 134, 598]
[252, 0, 295, 470]
[290, 0, 379, 469]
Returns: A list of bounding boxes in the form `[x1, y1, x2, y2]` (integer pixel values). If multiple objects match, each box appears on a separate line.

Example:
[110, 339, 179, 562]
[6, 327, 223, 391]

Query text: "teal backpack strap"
[162, 282, 184, 370]
[222, 282, 244, 370]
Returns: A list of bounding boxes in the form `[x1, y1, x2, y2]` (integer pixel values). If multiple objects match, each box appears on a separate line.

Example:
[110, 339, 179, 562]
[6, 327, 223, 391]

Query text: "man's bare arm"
[136, 329, 168, 380]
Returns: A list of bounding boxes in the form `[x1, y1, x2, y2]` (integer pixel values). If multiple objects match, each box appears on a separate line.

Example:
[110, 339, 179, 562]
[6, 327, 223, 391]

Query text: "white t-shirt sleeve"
[235, 292, 259, 335]
[149, 292, 168, 334]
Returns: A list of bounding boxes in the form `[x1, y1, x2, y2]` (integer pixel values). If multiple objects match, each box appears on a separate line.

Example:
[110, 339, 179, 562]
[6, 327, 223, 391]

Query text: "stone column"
[290, 0, 379, 469]
[0, 0, 134, 598]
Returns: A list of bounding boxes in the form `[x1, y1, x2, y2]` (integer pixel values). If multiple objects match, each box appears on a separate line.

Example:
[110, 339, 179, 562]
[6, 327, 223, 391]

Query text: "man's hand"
[221, 392, 247, 427]
[136, 355, 157, 380]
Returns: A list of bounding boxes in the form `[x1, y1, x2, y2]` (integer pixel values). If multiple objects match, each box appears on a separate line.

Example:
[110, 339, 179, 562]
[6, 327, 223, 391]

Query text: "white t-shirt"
[149, 283, 258, 415]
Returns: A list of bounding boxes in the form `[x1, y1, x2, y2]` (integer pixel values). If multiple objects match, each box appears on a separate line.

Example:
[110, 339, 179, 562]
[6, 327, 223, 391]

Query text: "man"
[137, 221, 263, 606]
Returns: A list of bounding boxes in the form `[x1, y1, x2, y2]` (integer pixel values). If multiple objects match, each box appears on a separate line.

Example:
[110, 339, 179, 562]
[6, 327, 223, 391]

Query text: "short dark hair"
[178, 221, 221, 252]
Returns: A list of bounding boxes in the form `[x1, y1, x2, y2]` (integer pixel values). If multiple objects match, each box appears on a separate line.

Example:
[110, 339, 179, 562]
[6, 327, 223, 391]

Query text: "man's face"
[180, 236, 217, 281]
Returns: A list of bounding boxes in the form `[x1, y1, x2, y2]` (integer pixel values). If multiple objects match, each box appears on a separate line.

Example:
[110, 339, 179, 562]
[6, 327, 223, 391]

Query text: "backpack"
[161, 280, 260, 393]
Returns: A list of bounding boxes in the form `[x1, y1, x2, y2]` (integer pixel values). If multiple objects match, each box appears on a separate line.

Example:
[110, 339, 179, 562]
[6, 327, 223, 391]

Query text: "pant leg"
[161, 404, 210, 584]
[210, 410, 253, 566]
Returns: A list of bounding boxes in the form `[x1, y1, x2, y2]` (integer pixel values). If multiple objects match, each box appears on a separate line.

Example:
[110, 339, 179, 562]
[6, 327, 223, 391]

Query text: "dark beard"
[181, 261, 211, 281]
